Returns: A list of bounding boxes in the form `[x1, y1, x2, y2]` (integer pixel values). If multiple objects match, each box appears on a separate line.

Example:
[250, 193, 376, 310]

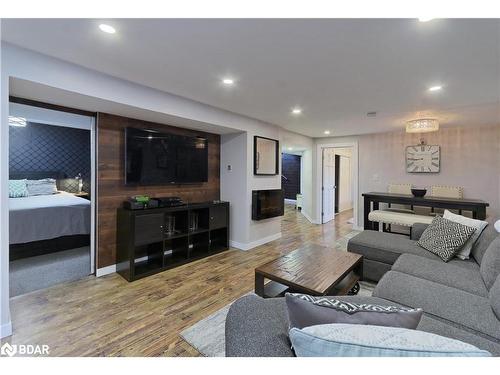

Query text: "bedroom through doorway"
[8, 98, 96, 297]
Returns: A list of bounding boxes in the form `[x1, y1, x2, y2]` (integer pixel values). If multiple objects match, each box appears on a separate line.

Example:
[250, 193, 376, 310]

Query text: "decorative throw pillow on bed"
[289, 323, 491, 357]
[9, 179, 28, 198]
[417, 216, 476, 262]
[443, 210, 488, 260]
[285, 293, 423, 330]
[26, 178, 58, 196]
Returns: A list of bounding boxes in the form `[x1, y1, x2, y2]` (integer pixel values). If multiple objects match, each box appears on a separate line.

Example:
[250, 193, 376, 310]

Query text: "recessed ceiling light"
[428, 85, 442, 92]
[324, 130, 331, 135]
[291, 107, 302, 115]
[99, 24, 116, 34]
[222, 78, 234, 85]
[418, 17, 435, 22]
[287, 147, 293, 151]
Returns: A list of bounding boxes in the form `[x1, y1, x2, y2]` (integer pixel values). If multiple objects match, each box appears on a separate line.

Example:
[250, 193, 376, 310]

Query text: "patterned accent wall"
[9, 122, 91, 193]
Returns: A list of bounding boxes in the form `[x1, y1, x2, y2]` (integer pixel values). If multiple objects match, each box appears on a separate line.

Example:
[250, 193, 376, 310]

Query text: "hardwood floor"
[4, 206, 355, 356]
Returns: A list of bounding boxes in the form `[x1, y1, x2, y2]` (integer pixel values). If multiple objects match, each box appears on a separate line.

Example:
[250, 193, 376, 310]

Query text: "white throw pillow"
[443, 210, 488, 260]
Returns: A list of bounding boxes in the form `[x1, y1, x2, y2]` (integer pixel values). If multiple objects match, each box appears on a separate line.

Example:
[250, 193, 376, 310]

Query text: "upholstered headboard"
[9, 171, 67, 180]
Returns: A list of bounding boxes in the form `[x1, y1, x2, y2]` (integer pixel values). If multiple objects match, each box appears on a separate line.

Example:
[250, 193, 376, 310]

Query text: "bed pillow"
[443, 210, 488, 260]
[9, 179, 28, 198]
[285, 293, 423, 330]
[289, 323, 491, 357]
[26, 179, 58, 196]
[417, 216, 476, 262]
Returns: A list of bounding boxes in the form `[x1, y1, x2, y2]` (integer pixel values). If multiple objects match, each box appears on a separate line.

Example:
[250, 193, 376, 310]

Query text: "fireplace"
[252, 189, 285, 220]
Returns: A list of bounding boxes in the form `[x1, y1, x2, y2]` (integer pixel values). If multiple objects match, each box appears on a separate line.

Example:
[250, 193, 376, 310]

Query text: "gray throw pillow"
[285, 293, 423, 330]
[480, 237, 500, 290]
[417, 216, 476, 262]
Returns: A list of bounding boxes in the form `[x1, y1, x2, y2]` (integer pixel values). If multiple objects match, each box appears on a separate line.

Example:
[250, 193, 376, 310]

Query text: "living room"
[1, 1, 500, 373]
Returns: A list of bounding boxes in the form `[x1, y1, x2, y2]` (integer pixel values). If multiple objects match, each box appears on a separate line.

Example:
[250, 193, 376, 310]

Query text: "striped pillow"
[26, 179, 58, 196]
[9, 179, 28, 198]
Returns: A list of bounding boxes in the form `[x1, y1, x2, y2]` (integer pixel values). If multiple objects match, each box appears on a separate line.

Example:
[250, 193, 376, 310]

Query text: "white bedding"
[9, 191, 91, 244]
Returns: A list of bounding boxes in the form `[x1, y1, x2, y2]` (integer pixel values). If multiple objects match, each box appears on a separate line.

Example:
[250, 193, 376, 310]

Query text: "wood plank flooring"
[3, 206, 354, 356]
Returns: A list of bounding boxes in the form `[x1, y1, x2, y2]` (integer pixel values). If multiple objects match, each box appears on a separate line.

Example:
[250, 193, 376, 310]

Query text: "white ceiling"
[2, 18, 500, 137]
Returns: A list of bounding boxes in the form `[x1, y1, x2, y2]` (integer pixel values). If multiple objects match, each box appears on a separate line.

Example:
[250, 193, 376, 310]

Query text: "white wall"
[220, 132, 249, 245]
[0, 42, 315, 336]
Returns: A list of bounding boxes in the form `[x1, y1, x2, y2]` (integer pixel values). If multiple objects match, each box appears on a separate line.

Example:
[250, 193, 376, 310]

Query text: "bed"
[9, 171, 91, 260]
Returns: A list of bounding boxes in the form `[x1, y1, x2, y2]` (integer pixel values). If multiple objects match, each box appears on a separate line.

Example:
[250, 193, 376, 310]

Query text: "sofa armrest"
[411, 223, 429, 240]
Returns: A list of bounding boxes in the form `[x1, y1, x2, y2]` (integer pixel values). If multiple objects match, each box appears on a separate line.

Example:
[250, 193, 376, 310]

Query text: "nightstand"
[73, 192, 90, 200]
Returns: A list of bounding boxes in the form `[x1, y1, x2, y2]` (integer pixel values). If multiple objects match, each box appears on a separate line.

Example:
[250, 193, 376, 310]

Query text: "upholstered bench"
[368, 210, 433, 229]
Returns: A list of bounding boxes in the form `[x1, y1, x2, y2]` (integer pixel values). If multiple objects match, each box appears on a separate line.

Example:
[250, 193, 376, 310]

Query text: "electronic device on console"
[155, 196, 185, 208]
[123, 195, 159, 210]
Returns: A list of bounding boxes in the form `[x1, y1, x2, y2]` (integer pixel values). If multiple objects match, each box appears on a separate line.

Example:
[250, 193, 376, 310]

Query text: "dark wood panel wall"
[97, 113, 220, 268]
[282, 153, 301, 200]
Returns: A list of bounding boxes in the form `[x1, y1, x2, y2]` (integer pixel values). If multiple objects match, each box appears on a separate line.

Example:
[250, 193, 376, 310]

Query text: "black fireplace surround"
[252, 189, 284, 220]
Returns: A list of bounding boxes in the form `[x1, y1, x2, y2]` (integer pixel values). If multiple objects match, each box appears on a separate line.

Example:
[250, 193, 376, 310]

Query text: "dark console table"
[116, 201, 229, 281]
[362, 192, 489, 230]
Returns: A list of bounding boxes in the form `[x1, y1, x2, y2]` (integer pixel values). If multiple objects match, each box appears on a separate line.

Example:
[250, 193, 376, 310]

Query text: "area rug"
[179, 292, 254, 357]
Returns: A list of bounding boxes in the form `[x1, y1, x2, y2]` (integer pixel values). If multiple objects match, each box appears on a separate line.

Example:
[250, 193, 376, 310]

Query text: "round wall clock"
[405, 144, 440, 173]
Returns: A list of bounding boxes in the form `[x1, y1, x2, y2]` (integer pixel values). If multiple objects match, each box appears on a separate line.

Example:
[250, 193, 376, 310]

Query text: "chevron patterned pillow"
[418, 216, 476, 262]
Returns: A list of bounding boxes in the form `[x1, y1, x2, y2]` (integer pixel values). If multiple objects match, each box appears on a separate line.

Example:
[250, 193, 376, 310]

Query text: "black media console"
[116, 201, 229, 281]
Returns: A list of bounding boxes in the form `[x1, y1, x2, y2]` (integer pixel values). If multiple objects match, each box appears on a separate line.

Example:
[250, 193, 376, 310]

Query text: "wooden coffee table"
[255, 244, 363, 298]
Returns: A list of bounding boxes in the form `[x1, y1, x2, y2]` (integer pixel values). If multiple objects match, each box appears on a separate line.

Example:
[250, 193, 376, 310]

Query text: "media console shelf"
[116, 201, 229, 281]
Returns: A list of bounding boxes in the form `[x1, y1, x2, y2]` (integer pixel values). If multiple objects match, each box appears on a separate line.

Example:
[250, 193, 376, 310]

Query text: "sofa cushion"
[417, 315, 500, 356]
[285, 293, 423, 330]
[289, 323, 490, 357]
[490, 276, 500, 321]
[471, 221, 499, 265]
[417, 216, 476, 262]
[480, 237, 500, 290]
[373, 271, 500, 341]
[348, 230, 440, 265]
[392, 254, 488, 297]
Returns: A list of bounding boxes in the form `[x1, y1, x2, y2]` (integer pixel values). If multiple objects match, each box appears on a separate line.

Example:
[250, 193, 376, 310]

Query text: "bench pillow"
[289, 323, 491, 357]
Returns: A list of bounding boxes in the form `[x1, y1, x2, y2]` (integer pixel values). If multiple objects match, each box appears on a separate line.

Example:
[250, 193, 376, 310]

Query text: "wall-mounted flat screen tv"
[125, 127, 208, 185]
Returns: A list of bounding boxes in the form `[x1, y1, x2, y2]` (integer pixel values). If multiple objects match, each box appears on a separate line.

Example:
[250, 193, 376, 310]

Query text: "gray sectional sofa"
[225, 219, 500, 356]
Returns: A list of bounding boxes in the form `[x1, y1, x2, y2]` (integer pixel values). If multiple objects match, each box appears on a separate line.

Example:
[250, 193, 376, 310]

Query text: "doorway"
[8, 99, 96, 296]
[282, 153, 301, 202]
[318, 143, 358, 226]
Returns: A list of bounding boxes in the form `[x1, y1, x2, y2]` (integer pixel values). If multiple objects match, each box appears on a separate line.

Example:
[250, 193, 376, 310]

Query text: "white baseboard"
[96, 264, 116, 277]
[0, 321, 12, 338]
[230, 232, 282, 251]
[301, 210, 319, 224]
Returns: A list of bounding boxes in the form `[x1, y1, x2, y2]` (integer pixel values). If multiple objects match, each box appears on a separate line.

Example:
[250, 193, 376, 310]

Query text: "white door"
[322, 148, 336, 223]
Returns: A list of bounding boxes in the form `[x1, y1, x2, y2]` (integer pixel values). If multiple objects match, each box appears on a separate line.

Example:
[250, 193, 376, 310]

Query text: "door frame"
[316, 141, 359, 227]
